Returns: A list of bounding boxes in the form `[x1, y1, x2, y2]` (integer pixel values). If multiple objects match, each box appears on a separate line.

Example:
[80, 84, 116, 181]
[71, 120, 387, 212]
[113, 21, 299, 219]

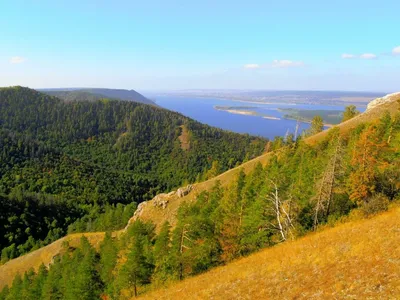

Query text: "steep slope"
[0, 233, 106, 290]
[42, 88, 156, 105]
[0, 86, 266, 263]
[129, 92, 400, 231]
[0, 92, 398, 293]
[307, 92, 400, 144]
[139, 207, 400, 299]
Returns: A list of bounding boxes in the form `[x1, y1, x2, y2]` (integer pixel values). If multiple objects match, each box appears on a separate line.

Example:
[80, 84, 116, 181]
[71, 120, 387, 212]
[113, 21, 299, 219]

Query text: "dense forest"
[1, 100, 399, 299]
[0, 87, 266, 261]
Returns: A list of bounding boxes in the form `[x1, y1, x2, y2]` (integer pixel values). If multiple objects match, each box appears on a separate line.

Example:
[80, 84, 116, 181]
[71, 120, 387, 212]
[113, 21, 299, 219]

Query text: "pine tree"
[153, 222, 172, 284]
[5, 274, 22, 300]
[217, 171, 246, 262]
[20, 269, 35, 300]
[349, 125, 385, 204]
[342, 105, 360, 122]
[0, 286, 9, 300]
[99, 232, 118, 288]
[28, 264, 47, 300]
[119, 220, 154, 297]
[64, 237, 102, 300]
[309, 115, 324, 135]
[41, 257, 63, 300]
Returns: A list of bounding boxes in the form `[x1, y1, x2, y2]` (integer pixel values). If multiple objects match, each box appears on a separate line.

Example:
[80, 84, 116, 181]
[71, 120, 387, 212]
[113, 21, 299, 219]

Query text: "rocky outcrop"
[124, 185, 194, 231]
[177, 184, 193, 198]
[367, 92, 400, 111]
[123, 201, 148, 231]
[153, 191, 176, 209]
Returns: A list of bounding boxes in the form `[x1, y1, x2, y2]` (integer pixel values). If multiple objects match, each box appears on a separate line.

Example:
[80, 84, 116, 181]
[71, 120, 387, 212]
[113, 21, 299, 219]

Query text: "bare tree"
[267, 180, 295, 241]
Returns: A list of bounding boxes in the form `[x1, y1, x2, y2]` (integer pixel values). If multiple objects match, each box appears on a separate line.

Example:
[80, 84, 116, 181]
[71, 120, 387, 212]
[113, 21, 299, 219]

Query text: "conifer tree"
[153, 222, 172, 284]
[41, 257, 63, 300]
[64, 237, 102, 300]
[0, 286, 9, 300]
[349, 125, 385, 203]
[342, 105, 360, 122]
[5, 274, 22, 300]
[119, 220, 154, 297]
[99, 232, 118, 289]
[309, 115, 324, 135]
[28, 264, 48, 300]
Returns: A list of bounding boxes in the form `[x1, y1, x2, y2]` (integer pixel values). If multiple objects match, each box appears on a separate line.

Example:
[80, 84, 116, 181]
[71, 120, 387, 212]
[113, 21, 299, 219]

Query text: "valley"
[1, 91, 399, 299]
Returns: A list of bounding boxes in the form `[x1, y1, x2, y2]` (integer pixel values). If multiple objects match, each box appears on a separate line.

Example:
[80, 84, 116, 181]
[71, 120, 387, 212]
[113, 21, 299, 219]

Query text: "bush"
[361, 194, 390, 217]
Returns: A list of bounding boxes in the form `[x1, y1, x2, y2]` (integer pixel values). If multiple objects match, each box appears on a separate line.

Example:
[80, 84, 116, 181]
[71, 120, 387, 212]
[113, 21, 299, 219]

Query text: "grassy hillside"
[307, 93, 400, 144]
[0, 86, 266, 262]
[0, 92, 398, 298]
[139, 206, 400, 299]
[0, 232, 106, 290]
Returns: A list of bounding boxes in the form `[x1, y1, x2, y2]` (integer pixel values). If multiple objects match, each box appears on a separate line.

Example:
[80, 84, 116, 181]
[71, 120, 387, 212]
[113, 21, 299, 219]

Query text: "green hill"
[0, 91, 399, 299]
[0, 86, 266, 262]
[42, 88, 156, 106]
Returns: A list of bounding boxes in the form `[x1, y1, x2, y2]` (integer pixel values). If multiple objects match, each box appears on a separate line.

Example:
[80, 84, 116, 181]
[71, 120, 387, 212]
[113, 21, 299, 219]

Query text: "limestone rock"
[153, 192, 174, 209]
[177, 184, 193, 198]
[367, 92, 400, 111]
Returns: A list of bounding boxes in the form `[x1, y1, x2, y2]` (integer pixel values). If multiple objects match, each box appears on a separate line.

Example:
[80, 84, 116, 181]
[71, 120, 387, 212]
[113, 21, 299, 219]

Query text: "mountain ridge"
[41, 87, 156, 106]
[1, 91, 398, 292]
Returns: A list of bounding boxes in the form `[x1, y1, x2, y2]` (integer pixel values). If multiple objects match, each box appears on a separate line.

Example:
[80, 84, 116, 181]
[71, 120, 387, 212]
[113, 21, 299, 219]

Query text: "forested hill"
[0, 86, 266, 262]
[0, 91, 399, 299]
[42, 88, 156, 106]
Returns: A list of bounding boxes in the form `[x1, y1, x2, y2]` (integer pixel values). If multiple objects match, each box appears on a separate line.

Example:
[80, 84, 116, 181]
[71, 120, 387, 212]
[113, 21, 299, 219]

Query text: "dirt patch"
[178, 125, 190, 150]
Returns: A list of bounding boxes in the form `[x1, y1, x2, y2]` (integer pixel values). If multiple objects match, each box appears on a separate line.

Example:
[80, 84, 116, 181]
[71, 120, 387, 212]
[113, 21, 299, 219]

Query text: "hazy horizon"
[1, 1, 399, 91]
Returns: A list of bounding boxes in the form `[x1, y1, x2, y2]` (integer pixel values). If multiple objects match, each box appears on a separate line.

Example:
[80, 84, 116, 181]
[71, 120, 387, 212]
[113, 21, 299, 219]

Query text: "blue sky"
[1, 0, 399, 91]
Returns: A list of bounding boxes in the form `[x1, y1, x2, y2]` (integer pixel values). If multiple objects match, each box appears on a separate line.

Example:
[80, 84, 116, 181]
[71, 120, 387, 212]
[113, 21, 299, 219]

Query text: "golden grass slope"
[0, 93, 399, 291]
[307, 93, 400, 144]
[139, 207, 400, 299]
[0, 232, 106, 289]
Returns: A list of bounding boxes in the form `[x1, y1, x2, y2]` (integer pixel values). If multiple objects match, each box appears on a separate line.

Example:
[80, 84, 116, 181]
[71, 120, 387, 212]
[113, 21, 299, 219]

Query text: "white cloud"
[360, 53, 377, 59]
[271, 60, 304, 68]
[393, 46, 400, 55]
[244, 63, 261, 69]
[341, 53, 356, 59]
[10, 56, 26, 64]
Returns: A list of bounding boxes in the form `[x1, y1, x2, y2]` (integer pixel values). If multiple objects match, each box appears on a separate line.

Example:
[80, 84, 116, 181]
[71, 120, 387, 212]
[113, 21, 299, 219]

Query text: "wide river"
[149, 95, 366, 139]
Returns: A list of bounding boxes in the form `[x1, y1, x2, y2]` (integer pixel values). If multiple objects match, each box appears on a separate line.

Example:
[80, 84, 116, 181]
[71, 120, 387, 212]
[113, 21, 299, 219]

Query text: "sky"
[1, 0, 399, 92]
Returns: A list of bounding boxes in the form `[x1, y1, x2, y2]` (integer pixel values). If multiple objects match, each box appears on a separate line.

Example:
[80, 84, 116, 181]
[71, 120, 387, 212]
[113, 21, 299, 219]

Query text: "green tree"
[342, 105, 360, 122]
[153, 222, 172, 284]
[309, 115, 324, 135]
[119, 220, 154, 297]
[64, 237, 102, 300]
[99, 232, 118, 295]
[5, 274, 22, 300]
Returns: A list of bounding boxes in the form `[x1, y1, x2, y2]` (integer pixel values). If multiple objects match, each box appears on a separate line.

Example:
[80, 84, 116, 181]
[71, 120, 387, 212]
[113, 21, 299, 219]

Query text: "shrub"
[361, 194, 389, 217]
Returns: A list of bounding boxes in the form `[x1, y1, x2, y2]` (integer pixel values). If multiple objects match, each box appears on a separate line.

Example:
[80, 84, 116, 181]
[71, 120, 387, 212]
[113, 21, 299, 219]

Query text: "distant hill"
[0, 90, 399, 298]
[42, 88, 156, 105]
[0, 86, 266, 265]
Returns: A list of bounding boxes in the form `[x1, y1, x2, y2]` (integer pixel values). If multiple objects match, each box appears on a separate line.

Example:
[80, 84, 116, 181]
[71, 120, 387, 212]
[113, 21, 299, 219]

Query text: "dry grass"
[0, 232, 107, 289]
[137, 149, 273, 231]
[139, 207, 400, 299]
[1, 95, 399, 292]
[307, 95, 400, 144]
[178, 125, 191, 151]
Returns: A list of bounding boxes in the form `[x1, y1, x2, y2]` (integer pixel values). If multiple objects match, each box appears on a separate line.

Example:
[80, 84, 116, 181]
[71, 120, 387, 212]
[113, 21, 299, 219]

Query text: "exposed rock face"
[177, 184, 193, 198]
[367, 92, 400, 111]
[123, 201, 148, 231]
[124, 185, 194, 231]
[153, 191, 176, 209]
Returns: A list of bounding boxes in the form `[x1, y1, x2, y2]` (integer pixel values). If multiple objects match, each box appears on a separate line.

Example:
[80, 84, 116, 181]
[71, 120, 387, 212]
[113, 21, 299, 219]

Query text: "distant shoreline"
[214, 106, 281, 120]
[282, 115, 334, 127]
